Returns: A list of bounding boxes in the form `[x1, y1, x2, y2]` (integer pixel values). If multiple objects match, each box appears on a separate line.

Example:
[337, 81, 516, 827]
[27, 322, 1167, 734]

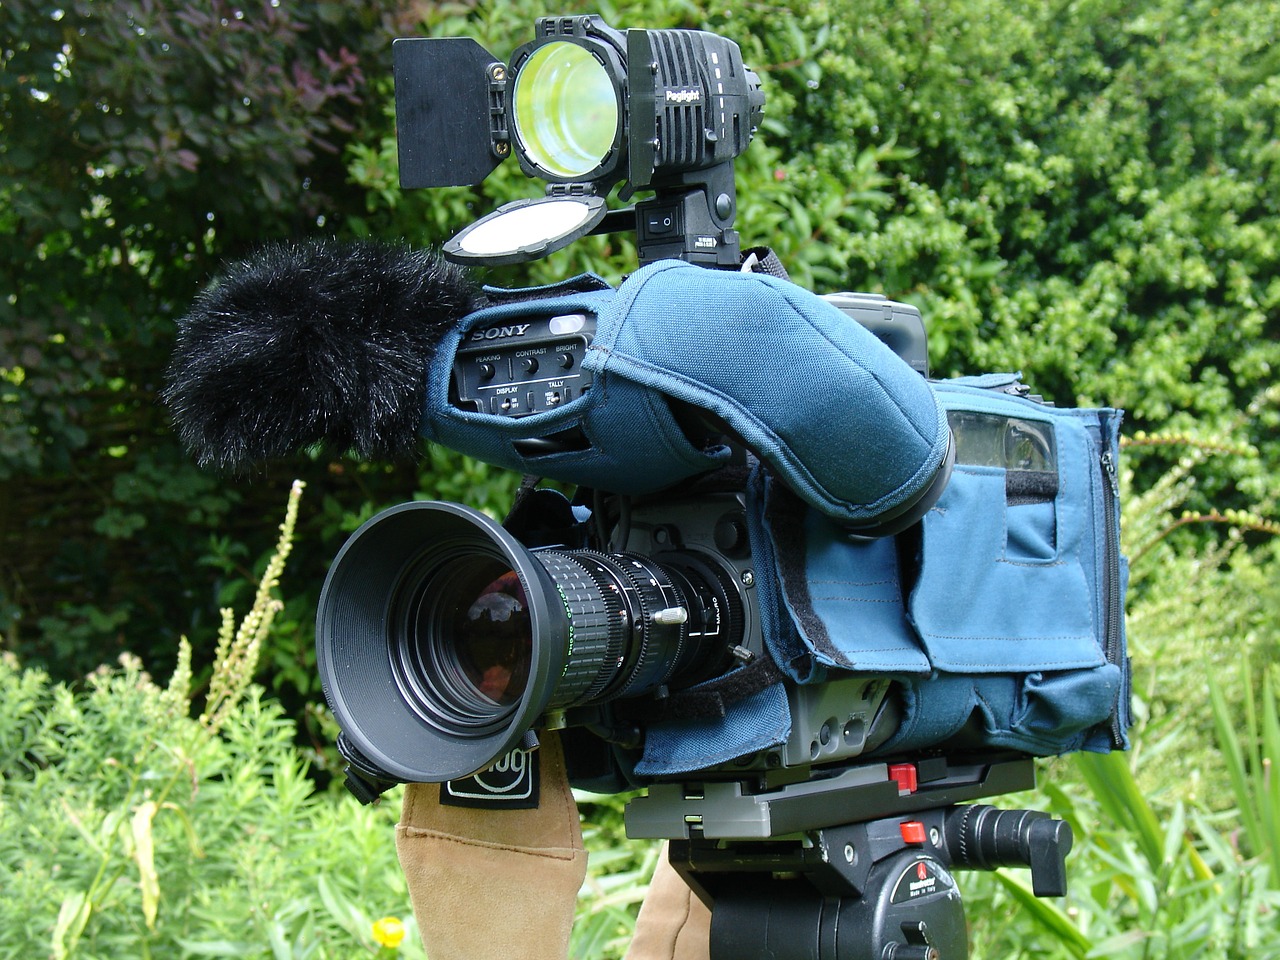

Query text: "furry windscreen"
[163, 239, 478, 470]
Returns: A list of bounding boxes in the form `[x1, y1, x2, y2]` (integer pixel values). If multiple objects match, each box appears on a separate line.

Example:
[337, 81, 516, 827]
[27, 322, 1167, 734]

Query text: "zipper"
[1099, 448, 1127, 748]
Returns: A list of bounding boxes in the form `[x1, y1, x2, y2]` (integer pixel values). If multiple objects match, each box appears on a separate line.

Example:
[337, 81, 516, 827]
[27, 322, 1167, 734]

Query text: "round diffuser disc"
[443, 195, 607, 265]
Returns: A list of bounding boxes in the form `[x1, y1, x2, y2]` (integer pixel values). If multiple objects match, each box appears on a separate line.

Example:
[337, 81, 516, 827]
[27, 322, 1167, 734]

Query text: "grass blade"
[1074, 751, 1164, 871]
[992, 869, 1090, 958]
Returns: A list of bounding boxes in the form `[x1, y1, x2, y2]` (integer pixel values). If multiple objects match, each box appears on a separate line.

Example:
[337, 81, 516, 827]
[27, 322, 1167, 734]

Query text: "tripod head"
[629, 754, 1073, 960]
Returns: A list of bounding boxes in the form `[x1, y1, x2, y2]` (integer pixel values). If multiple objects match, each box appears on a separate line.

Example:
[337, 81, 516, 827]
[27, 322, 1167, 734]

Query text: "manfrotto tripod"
[627, 753, 1073, 960]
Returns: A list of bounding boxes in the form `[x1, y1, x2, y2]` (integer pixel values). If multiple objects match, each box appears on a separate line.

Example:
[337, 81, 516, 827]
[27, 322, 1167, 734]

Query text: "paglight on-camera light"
[393, 15, 763, 266]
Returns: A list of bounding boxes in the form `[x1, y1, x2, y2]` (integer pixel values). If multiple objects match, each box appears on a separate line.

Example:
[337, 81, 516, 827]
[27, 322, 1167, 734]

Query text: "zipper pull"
[1101, 450, 1119, 498]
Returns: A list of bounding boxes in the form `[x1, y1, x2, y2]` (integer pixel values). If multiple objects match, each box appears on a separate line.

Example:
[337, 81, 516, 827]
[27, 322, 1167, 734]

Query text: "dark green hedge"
[2, 0, 1276, 704]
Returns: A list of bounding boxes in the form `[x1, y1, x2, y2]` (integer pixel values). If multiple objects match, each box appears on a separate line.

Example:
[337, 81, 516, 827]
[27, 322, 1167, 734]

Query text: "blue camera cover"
[422, 261, 949, 528]
[422, 268, 1127, 774]
[638, 376, 1129, 775]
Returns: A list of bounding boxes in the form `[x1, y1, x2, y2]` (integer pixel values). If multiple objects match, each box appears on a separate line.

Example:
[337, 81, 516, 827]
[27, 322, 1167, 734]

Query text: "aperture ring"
[576, 551, 689, 700]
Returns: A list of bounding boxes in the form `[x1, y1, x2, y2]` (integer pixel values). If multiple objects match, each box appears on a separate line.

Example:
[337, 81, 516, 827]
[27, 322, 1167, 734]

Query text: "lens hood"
[316, 501, 569, 783]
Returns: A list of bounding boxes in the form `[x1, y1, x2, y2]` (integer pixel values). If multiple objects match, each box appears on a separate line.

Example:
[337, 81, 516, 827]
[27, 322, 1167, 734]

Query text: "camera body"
[525, 488, 899, 790]
[317, 265, 1128, 813]
[158, 15, 1133, 950]
[312, 39, 1130, 928]
[302, 20, 1135, 951]
[315, 268, 959, 793]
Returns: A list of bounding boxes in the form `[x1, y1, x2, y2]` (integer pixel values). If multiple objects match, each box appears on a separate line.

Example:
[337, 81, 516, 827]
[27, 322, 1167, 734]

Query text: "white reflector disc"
[443, 196, 607, 265]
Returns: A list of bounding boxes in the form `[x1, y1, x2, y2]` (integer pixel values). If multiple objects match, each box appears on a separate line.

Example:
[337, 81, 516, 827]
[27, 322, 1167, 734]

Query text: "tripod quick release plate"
[626, 755, 1037, 840]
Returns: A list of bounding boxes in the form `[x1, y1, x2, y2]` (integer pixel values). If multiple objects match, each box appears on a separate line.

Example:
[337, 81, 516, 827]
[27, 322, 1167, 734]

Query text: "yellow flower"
[372, 916, 406, 949]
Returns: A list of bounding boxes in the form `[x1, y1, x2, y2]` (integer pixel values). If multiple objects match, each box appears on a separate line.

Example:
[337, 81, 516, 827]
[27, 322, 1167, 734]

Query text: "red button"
[888, 762, 918, 794]
[900, 821, 927, 845]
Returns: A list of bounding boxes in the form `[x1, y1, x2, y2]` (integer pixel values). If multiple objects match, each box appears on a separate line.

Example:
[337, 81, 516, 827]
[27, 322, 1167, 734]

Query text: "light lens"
[513, 41, 619, 179]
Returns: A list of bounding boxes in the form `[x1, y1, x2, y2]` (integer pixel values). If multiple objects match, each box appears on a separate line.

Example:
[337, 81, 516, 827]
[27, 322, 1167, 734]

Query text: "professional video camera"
[169, 16, 1130, 959]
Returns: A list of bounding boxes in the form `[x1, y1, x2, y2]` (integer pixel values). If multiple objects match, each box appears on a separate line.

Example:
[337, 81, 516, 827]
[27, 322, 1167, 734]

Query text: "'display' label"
[440, 747, 540, 810]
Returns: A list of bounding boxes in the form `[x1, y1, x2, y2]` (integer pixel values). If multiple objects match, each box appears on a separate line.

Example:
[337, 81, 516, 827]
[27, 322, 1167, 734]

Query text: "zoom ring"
[580, 552, 689, 700]
[537, 552, 626, 705]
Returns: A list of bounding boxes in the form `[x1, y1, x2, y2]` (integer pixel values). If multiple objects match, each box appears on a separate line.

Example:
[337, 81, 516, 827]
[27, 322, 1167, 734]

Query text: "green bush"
[0, 0, 421, 684]
[0, 482, 427, 959]
[0, 650, 428, 960]
[0, 643, 660, 960]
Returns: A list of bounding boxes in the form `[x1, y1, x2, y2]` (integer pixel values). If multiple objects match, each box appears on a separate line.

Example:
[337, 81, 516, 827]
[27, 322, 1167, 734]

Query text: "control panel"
[452, 312, 597, 417]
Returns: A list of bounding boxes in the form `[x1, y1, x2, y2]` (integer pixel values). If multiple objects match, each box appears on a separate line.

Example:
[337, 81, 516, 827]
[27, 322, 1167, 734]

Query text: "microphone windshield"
[164, 239, 477, 470]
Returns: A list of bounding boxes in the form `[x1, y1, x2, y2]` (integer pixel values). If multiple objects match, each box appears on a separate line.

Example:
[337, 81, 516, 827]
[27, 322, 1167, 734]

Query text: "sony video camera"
[311, 16, 1130, 957]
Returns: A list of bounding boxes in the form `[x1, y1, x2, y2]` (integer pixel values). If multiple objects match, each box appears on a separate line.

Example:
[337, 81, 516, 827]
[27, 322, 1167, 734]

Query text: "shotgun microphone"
[163, 239, 478, 470]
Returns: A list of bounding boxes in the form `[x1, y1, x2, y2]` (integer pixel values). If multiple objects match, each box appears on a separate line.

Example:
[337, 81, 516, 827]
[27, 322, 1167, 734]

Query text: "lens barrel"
[317, 501, 738, 784]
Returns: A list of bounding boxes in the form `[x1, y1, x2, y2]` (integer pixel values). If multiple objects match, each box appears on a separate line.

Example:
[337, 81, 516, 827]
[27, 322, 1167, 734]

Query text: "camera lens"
[398, 547, 730, 721]
[317, 501, 741, 784]
[392, 553, 533, 732]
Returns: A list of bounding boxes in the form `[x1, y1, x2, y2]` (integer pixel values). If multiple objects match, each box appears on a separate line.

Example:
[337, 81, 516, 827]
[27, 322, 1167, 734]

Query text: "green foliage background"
[2, 0, 1279, 956]
[4, 0, 1278, 700]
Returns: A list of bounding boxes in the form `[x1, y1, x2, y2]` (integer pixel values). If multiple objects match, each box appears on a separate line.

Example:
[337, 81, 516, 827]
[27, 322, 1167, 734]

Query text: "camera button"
[899, 821, 927, 845]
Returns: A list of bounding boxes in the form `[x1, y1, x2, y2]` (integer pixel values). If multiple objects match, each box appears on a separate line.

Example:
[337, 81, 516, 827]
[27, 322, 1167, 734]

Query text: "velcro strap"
[741, 246, 791, 280]
[641, 656, 785, 722]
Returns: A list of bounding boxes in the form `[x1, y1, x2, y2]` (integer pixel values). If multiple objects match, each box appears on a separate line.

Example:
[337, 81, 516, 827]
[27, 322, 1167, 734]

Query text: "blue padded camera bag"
[637, 375, 1129, 776]
[765, 375, 1127, 755]
[423, 260, 950, 529]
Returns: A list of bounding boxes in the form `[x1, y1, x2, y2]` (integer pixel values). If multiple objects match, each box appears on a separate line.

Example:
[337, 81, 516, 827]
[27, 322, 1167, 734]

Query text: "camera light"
[512, 41, 620, 180]
[394, 16, 763, 265]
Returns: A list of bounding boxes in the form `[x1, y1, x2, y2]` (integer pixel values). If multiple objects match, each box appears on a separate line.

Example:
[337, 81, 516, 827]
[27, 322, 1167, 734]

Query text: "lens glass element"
[450, 566, 532, 707]
[513, 41, 618, 179]
[395, 553, 534, 731]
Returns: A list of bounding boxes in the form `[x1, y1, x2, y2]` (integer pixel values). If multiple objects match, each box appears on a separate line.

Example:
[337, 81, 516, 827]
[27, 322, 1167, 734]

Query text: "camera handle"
[668, 803, 1072, 960]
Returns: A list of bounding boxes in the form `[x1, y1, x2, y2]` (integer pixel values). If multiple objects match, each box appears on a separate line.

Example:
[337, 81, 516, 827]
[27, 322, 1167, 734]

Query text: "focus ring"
[580, 551, 689, 700]
[537, 552, 626, 705]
